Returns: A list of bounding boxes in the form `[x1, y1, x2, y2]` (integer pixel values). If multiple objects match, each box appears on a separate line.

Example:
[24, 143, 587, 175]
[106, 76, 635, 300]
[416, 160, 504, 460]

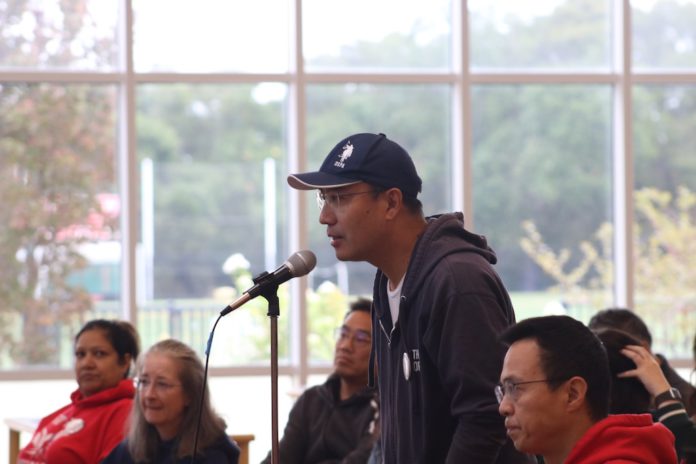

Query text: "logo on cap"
[334, 141, 354, 169]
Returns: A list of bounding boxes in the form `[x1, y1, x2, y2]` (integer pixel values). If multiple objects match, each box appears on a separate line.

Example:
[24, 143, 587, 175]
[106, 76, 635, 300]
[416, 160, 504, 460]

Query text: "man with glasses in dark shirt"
[261, 298, 378, 464]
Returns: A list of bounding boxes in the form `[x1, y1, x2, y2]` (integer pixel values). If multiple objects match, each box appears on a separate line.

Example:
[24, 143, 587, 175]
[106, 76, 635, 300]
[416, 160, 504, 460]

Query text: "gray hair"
[127, 339, 226, 461]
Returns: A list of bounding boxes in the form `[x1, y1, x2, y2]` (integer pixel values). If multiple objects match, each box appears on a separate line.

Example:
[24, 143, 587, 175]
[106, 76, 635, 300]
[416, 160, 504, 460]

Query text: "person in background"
[261, 297, 379, 464]
[497, 315, 677, 464]
[18, 319, 140, 464]
[287, 132, 530, 463]
[102, 339, 239, 464]
[588, 307, 696, 416]
[593, 328, 652, 414]
[691, 332, 696, 416]
[595, 328, 696, 464]
[688, 332, 696, 464]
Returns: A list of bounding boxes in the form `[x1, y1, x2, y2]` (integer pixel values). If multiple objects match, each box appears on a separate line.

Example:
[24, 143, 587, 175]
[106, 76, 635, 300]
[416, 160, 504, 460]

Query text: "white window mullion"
[288, 0, 309, 388]
[454, 0, 472, 225]
[612, 0, 634, 308]
[118, 0, 138, 322]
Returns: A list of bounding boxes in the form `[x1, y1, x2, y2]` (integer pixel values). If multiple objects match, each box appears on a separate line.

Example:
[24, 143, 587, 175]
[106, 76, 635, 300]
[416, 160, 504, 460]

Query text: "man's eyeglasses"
[316, 190, 379, 210]
[136, 377, 181, 393]
[494, 378, 567, 403]
[335, 326, 371, 346]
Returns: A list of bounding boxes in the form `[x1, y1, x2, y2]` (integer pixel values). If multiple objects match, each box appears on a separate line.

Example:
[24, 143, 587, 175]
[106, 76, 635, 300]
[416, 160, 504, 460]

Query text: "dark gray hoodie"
[369, 212, 534, 463]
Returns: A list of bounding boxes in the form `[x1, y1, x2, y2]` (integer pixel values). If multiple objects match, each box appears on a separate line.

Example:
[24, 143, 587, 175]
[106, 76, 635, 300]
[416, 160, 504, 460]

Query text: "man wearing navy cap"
[288, 133, 533, 463]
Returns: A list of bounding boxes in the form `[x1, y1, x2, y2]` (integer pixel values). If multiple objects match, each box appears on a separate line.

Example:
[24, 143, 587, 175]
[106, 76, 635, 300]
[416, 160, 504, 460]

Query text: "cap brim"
[287, 172, 361, 190]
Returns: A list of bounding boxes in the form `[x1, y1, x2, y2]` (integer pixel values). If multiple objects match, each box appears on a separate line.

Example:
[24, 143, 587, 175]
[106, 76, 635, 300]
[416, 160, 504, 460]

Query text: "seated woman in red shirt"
[18, 319, 140, 464]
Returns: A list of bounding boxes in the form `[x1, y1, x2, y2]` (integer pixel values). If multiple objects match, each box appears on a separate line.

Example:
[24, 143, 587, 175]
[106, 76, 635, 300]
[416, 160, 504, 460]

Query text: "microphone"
[220, 250, 317, 316]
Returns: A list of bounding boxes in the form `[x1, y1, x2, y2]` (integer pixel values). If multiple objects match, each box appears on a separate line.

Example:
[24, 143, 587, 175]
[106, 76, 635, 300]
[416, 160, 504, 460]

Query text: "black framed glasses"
[316, 190, 379, 210]
[494, 378, 568, 403]
[334, 326, 371, 346]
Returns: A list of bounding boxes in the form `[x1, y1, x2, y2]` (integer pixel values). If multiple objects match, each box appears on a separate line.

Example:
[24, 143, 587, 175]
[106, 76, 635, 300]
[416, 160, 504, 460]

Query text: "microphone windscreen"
[286, 250, 316, 277]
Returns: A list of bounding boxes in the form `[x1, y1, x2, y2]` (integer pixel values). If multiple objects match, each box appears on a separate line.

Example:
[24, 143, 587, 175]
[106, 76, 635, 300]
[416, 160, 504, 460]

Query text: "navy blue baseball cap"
[287, 133, 422, 198]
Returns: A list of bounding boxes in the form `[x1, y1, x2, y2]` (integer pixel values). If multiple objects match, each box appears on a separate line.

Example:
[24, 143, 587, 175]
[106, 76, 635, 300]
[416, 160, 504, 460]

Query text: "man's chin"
[333, 363, 349, 375]
[334, 366, 361, 380]
[333, 249, 364, 263]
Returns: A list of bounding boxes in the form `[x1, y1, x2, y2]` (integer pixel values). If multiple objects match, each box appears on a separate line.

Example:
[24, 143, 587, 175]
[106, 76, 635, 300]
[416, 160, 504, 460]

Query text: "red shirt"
[18, 378, 135, 464]
[565, 413, 677, 464]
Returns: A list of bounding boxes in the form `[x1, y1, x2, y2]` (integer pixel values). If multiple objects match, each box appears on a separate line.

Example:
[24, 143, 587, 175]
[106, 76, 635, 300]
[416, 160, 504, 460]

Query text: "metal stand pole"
[261, 289, 280, 464]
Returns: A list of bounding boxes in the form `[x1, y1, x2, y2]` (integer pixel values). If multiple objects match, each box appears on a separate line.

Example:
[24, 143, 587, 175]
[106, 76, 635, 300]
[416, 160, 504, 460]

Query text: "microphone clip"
[250, 271, 281, 316]
[252, 270, 272, 286]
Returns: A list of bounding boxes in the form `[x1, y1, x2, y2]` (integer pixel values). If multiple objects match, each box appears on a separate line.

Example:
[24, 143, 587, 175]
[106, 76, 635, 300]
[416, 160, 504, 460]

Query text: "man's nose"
[498, 396, 513, 416]
[319, 203, 335, 225]
[336, 335, 355, 351]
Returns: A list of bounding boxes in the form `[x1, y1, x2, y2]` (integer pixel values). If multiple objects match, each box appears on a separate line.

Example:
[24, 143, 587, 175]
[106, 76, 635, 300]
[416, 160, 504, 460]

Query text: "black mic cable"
[190, 312, 222, 464]
[189, 250, 316, 463]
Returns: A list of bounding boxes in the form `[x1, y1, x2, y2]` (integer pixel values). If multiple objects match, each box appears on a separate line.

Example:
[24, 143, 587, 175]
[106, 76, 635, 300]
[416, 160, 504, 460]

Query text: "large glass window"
[303, 0, 452, 71]
[135, 83, 290, 365]
[632, 0, 696, 69]
[0, 83, 118, 368]
[2, 1, 696, 461]
[132, 0, 290, 72]
[469, 0, 612, 69]
[473, 85, 614, 321]
[633, 84, 696, 357]
[0, 1, 119, 70]
[1, 0, 693, 367]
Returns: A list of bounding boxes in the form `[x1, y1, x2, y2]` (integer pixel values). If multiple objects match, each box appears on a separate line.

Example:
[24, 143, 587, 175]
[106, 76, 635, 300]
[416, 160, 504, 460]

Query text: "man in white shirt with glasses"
[288, 132, 530, 463]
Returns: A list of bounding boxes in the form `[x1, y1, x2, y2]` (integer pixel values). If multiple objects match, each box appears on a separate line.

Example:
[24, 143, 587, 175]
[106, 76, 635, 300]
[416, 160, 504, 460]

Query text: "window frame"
[2, 0, 696, 382]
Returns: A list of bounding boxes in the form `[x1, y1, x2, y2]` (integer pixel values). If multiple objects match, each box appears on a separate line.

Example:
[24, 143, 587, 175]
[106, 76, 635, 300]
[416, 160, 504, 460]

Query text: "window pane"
[472, 85, 613, 321]
[469, 0, 611, 69]
[133, 0, 289, 73]
[633, 85, 696, 358]
[302, 0, 452, 71]
[0, 0, 118, 70]
[632, 0, 696, 69]
[0, 83, 119, 369]
[136, 84, 289, 366]
[304, 83, 452, 362]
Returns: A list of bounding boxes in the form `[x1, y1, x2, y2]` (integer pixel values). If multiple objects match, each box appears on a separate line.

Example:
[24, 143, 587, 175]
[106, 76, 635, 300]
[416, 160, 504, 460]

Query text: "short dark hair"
[370, 186, 423, 216]
[348, 297, 372, 315]
[593, 328, 651, 414]
[587, 308, 652, 347]
[402, 195, 424, 215]
[500, 315, 611, 422]
[76, 319, 140, 376]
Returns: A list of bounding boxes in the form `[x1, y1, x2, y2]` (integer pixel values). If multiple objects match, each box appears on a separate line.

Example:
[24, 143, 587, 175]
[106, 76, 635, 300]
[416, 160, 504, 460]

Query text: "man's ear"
[384, 188, 403, 219]
[565, 376, 588, 412]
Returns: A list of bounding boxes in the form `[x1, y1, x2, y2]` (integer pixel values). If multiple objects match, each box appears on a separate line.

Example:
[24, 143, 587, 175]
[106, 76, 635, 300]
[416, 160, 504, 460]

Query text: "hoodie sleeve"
[654, 401, 696, 461]
[657, 354, 696, 417]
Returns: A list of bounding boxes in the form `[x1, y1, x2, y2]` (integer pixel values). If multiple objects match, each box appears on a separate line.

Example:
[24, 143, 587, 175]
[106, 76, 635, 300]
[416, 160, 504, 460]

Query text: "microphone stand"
[218, 251, 316, 464]
[255, 273, 281, 464]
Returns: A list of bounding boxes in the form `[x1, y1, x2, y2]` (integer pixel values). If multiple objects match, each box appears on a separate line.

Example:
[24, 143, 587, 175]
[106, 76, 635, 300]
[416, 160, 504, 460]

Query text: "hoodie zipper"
[378, 319, 396, 347]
